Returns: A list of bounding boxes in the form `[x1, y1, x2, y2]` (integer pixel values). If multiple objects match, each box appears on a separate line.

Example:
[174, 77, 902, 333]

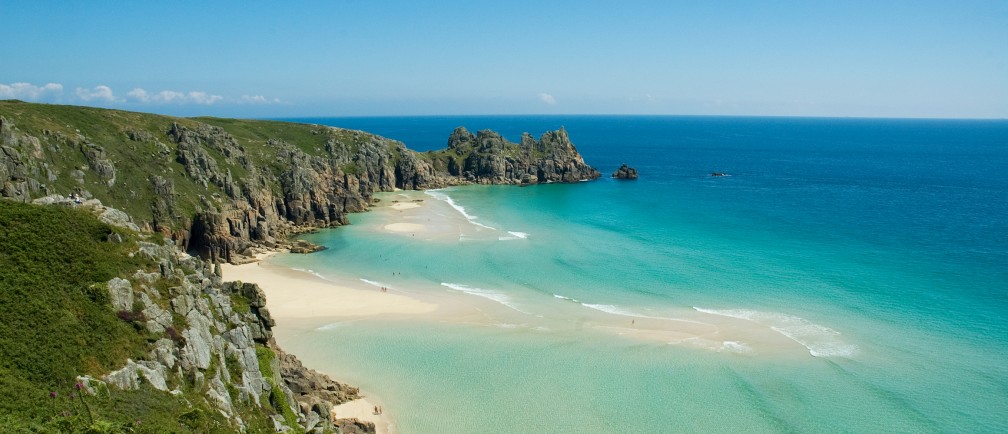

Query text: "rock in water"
[612, 163, 638, 180]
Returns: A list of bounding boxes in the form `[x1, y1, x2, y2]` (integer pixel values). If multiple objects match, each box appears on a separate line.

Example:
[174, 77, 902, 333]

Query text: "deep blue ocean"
[274, 116, 1008, 432]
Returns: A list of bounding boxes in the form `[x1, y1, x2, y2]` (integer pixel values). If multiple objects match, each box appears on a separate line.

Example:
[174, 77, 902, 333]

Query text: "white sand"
[389, 201, 420, 211]
[331, 397, 394, 433]
[383, 222, 426, 233]
[221, 260, 436, 319]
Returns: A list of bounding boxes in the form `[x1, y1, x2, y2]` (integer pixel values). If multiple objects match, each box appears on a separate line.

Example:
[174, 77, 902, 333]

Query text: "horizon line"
[3, 99, 1006, 122]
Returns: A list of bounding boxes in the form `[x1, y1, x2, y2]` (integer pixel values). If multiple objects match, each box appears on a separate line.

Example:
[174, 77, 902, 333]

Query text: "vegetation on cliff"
[0, 101, 601, 432]
[1, 100, 599, 263]
[0, 199, 368, 433]
[0, 200, 229, 431]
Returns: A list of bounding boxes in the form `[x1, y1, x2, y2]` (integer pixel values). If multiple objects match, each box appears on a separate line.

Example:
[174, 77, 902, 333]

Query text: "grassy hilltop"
[0, 100, 410, 232]
[1, 100, 597, 262]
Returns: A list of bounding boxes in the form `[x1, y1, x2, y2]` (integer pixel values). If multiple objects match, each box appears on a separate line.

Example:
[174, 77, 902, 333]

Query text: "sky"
[2, 1, 1007, 118]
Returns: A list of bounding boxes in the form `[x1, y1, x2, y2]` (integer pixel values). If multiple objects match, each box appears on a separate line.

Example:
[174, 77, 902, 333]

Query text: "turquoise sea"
[272, 116, 1008, 433]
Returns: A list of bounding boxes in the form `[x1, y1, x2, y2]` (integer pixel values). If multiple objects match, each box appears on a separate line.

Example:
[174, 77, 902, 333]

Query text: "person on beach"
[374, 405, 379, 415]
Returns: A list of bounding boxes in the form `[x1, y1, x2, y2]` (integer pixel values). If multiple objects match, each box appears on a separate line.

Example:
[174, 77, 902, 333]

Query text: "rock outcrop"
[437, 127, 600, 185]
[62, 206, 365, 432]
[0, 102, 606, 433]
[612, 163, 638, 180]
[0, 102, 601, 265]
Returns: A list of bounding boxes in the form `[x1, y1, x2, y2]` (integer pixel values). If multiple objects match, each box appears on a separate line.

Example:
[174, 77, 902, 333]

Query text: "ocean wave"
[425, 190, 496, 230]
[359, 278, 388, 288]
[498, 231, 530, 241]
[291, 267, 327, 280]
[581, 303, 710, 325]
[315, 322, 345, 331]
[582, 303, 651, 318]
[441, 282, 527, 314]
[692, 307, 858, 358]
[553, 294, 581, 303]
[720, 341, 754, 354]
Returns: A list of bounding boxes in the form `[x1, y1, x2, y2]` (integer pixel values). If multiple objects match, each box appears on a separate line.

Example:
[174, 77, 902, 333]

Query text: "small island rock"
[612, 164, 638, 180]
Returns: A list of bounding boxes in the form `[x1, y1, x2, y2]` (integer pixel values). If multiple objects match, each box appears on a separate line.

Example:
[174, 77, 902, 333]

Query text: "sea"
[270, 115, 1008, 433]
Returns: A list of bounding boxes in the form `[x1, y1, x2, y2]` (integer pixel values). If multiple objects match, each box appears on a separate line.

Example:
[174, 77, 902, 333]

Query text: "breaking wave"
[360, 278, 389, 289]
[426, 189, 496, 230]
[693, 307, 858, 358]
[441, 282, 527, 314]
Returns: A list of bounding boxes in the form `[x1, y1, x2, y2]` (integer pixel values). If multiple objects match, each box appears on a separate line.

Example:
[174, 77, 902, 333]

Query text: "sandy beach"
[331, 398, 393, 433]
[221, 257, 411, 433]
[216, 189, 842, 433]
[222, 258, 436, 320]
[224, 191, 813, 354]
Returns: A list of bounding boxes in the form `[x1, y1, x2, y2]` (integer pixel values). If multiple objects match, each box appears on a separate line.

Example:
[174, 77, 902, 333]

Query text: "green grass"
[256, 345, 304, 433]
[0, 100, 409, 235]
[0, 200, 277, 432]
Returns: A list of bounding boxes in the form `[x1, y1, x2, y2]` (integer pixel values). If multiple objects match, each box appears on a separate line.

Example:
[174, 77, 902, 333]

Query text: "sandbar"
[221, 258, 436, 320]
[389, 201, 421, 211]
[383, 222, 426, 233]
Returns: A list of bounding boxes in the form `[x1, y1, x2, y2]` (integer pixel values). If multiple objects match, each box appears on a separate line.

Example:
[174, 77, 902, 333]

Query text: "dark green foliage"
[0, 201, 139, 428]
[0, 201, 149, 418]
[0, 201, 243, 432]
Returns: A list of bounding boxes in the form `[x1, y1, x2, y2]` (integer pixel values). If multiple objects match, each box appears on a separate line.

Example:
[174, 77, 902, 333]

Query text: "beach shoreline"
[224, 191, 827, 355]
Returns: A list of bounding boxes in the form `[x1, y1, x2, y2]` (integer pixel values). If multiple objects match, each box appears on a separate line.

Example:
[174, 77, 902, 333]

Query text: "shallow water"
[272, 116, 1008, 432]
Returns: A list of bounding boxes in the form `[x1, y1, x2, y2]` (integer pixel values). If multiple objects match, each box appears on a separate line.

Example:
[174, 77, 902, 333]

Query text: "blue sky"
[2, 1, 1006, 118]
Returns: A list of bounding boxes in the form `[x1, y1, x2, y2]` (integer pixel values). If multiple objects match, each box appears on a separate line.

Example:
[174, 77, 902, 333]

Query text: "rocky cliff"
[0, 101, 599, 263]
[0, 197, 375, 433]
[428, 126, 601, 185]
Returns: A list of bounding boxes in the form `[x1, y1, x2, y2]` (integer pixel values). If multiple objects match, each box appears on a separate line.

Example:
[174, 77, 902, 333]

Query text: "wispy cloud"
[538, 92, 557, 105]
[0, 82, 63, 101]
[126, 87, 150, 102]
[238, 94, 282, 104]
[5, 82, 278, 108]
[75, 85, 119, 103]
[126, 88, 223, 105]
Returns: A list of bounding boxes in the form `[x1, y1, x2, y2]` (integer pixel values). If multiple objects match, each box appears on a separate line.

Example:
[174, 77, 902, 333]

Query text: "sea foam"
[582, 303, 651, 318]
[315, 322, 346, 331]
[553, 294, 581, 303]
[359, 278, 388, 288]
[693, 307, 858, 358]
[581, 303, 710, 325]
[292, 267, 328, 280]
[426, 189, 496, 230]
[498, 231, 530, 241]
[441, 282, 528, 314]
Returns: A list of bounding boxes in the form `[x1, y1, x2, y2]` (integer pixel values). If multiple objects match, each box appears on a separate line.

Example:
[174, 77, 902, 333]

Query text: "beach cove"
[224, 116, 1008, 433]
[223, 191, 844, 433]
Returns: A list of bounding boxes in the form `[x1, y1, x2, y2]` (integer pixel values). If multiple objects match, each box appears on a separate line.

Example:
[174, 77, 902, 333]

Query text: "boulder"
[107, 277, 134, 312]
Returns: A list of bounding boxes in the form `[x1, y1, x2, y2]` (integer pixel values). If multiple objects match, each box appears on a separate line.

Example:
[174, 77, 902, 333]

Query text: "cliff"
[0, 101, 601, 432]
[425, 127, 600, 185]
[0, 101, 599, 263]
[0, 198, 373, 433]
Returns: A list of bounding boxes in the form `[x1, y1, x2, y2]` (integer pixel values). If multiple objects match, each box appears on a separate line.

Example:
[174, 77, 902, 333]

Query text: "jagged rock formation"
[68, 200, 369, 433]
[434, 127, 600, 184]
[612, 163, 638, 180]
[0, 101, 599, 264]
